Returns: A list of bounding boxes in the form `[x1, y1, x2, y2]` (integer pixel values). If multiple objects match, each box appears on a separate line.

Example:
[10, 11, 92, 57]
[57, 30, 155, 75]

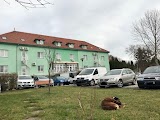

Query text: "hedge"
[0, 73, 18, 92]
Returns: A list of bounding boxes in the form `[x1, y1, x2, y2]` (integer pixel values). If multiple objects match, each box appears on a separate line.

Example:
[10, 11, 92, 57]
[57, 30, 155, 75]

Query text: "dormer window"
[39, 40, 44, 45]
[53, 41, 62, 47]
[80, 45, 87, 49]
[21, 38, 25, 41]
[34, 39, 45, 45]
[2, 36, 7, 40]
[66, 43, 74, 48]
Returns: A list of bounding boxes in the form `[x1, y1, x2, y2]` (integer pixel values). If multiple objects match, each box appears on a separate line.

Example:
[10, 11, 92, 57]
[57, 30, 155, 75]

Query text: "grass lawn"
[0, 86, 160, 120]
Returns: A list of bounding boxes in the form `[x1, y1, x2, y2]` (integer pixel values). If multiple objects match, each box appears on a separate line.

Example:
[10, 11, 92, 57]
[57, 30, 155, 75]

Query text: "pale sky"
[1, 0, 160, 61]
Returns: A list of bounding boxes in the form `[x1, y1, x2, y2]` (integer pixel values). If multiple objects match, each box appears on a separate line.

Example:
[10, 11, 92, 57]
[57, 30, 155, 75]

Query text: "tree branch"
[3, 0, 53, 9]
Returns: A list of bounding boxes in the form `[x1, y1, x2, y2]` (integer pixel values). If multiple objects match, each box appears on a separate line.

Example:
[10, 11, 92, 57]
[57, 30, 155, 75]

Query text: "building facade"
[0, 31, 110, 75]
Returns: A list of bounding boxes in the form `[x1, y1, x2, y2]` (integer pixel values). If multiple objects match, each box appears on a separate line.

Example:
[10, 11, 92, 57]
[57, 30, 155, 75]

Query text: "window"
[68, 43, 74, 48]
[127, 69, 133, 74]
[0, 65, 8, 73]
[21, 66, 28, 75]
[52, 63, 78, 73]
[81, 45, 87, 49]
[37, 52, 44, 59]
[56, 53, 61, 60]
[35, 39, 45, 45]
[53, 42, 62, 47]
[0, 49, 8, 57]
[93, 55, 98, 60]
[83, 55, 88, 60]
[2, 36, 7, 40]
[93, 69, 98, 75]
[38, 65, 44, 72]
[39, 40, 44, 45]
[21, 51, 28, 61]
[101, 56, 105, 61]
[70, 54, 74, 60]
[122, 70, 127, 75]
[20, 38, 25, 41]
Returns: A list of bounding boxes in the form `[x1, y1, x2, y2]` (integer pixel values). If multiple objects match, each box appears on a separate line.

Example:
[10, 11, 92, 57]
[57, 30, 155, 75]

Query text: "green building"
[0, 31, 110, 75]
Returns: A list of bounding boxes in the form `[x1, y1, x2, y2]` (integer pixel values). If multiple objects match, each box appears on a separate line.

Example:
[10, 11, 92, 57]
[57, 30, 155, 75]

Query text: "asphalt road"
[69, 83, 139, 89]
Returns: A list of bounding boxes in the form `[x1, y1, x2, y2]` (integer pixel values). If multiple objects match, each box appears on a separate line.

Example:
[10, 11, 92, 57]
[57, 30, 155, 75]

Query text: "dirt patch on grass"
[31, 110, 43, 116]
[23, 100, 30, 103]
[25, 117, 41, 120]
[28, 106, 36, 110]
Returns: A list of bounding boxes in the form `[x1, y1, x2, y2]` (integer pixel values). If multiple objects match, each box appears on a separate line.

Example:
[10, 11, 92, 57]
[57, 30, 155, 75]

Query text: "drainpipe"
[16, 44, 19, 74]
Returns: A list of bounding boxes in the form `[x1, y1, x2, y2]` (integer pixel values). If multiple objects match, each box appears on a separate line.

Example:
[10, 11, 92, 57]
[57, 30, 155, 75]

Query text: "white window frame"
[101, 56, 105, 61]
[70, 54, 74, 60]
[82, 45, 87, 49]
[0, 49, 8, 57]
[93, 56, 96, 60]
[21, 51, 28, 61]
[56, 53, 61, 60]
[54, 42, 61, 47]
[21, 66, 28, 75]
[83, 55, 88, 60]
[0, 65, 8, 73]
[68, 43, 74, 48]
[37, 52, 44, 59]
[2, 36, 7, 40]
[38, 65, 44, 73]
[39, 40, 44, 45]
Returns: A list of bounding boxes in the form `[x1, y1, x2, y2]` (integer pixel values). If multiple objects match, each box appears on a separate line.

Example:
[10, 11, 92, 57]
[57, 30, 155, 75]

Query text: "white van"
[75, 67, 107, 86]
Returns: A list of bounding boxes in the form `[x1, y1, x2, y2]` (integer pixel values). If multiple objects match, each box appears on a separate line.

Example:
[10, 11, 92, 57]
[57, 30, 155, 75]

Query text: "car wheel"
[73, 80, 76, 84]
[77, 84, 81, 86]
[90, 80, 95, 86]
[132, 78, 137, 85]
[138, 85, 145, 89]
[100, 86, 105, 88]
[117, 80, 123, 88]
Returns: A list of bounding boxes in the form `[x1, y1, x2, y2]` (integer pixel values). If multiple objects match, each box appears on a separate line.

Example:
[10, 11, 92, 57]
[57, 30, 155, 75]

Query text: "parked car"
[17, 75, 35, 89]
[32, 75, 53, 87]
[52, 76, 70, 86]
[69, 70, 81, 84]
[75, 67, 107, 86]
[137, 66, 160, 88]
[98, 68, 136, 88]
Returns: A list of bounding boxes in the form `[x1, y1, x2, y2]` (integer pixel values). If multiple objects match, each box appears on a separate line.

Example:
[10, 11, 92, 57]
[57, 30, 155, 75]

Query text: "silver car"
[17, 75, 35, 89]
[98, 68, 136, 88]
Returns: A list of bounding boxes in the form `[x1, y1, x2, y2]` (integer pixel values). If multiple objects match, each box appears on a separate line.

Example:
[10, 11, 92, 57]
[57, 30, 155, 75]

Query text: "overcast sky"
[1, 0, 160, 61]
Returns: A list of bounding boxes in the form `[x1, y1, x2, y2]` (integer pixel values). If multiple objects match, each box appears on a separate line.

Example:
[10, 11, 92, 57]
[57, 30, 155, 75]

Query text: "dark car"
[137, 66, 160, 88]
[52, 76, 70, 86]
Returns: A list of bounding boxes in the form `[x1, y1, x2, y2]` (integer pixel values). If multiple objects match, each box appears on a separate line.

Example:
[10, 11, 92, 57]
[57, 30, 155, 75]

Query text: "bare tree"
[126, 45, 154, 72]
[45, 48, 56, 93]
[4, 0, 53, 9]
[133, 9, 160, 65]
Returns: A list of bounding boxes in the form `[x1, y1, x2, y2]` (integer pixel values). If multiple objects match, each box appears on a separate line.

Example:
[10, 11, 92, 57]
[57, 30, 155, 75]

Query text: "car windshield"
[105, 69, 122, 76]
[143, 66, 160, 74]
[19, 76, 32, 79]
[79, 69, 94, 75]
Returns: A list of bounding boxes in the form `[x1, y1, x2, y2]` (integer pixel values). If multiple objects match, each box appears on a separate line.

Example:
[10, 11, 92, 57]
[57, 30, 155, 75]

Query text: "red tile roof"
[0, 31, 109, 53]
